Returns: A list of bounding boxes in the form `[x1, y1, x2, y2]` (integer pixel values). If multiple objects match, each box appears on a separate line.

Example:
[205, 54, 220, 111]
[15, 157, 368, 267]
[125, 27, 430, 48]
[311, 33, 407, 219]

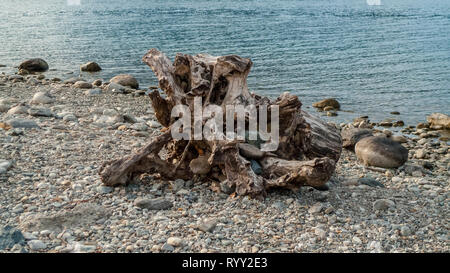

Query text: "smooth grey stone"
[355, 136, 408, 168]
[6, 118, 39, 129]
[133, 197, 172, 210]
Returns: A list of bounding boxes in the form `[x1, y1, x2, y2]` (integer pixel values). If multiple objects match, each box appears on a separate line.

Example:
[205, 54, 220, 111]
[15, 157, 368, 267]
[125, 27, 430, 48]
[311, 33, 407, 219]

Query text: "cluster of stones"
[1, 58, 158, 98]
[0, 58, 448, 254]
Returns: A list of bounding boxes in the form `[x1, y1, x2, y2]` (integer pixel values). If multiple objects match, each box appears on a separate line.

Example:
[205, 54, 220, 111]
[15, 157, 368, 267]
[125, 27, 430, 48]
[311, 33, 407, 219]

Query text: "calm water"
[1, 0, 449, 125]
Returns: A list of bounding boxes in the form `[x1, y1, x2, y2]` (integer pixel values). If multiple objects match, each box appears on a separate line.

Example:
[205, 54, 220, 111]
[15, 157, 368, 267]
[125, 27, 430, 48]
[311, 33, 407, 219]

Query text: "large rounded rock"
[427, 113, 450, 129]
[341, 128, 373, 149]
[355, 136, 408, 168]
[313, 98, 340, 110]
[110, 74, 138, 89]
[18, 58, 48, 72]
[80, 62, 102, 72]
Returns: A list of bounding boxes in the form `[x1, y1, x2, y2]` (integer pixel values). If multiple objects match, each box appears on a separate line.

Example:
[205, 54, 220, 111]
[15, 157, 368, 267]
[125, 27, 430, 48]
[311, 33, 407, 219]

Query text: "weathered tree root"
[99, 49, 342, 198]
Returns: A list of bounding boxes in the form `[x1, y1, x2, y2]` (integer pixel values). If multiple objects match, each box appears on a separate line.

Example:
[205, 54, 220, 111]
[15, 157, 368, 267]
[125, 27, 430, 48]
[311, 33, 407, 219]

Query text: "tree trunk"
[99, 49, 342, 198]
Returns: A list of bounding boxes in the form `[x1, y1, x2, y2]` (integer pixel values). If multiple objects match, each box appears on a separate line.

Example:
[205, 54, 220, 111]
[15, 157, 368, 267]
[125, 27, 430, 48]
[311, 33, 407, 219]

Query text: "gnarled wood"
[261, 157, 335, 189]
[99, 49, 342, 197]
[99, 131, 172, 186]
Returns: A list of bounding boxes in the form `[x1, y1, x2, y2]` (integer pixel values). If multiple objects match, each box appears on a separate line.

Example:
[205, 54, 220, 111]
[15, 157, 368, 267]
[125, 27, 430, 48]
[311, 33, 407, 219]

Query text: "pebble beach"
[0, 66, 449, 253]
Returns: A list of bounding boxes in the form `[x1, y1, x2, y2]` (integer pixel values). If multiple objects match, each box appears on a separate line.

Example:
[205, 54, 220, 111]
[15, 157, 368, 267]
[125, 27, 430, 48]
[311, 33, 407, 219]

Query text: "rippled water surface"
[1, 0, 449, 124]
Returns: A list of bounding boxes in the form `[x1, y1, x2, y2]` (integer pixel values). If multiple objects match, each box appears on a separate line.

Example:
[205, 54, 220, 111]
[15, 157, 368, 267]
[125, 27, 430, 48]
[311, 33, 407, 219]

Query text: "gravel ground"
[0, 73, 448, 253]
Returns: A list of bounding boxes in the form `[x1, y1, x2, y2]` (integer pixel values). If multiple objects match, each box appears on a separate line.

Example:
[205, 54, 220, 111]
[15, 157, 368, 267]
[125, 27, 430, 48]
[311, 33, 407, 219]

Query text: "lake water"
[1, 0, 449, 125]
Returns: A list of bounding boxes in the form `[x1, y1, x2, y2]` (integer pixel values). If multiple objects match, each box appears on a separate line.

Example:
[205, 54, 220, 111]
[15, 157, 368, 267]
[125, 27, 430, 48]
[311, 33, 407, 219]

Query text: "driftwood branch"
[99, 131, 172, 186]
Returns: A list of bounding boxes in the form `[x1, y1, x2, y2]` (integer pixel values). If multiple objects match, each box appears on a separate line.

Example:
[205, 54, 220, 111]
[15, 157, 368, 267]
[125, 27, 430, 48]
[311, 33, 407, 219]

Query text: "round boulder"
[18, 58, 49, 72]
[313, 98, 340, 110]
[355, 136, 408, 168]
[80, 62, 102, 72]
[110, 74, 139, 89]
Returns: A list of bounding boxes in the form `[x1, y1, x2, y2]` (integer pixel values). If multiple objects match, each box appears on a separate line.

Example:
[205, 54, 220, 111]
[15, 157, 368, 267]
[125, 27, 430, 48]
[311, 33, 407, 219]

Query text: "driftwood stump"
[99, 49, 342, 198]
